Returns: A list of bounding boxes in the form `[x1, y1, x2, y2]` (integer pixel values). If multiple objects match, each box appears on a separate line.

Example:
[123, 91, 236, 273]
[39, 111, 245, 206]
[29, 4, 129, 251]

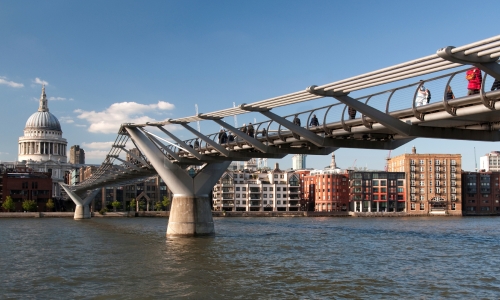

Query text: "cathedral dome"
[24, 85, 62, 131]
[25, 111, 61, 131]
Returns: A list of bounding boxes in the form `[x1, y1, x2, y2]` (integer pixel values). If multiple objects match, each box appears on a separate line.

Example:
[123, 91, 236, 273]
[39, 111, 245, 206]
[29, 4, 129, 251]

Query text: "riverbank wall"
[0, 211, 471, 218]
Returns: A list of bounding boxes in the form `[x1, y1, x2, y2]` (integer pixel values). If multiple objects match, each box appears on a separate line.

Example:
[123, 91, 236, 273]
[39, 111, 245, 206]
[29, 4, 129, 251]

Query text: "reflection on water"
[1, 217, 500, 299]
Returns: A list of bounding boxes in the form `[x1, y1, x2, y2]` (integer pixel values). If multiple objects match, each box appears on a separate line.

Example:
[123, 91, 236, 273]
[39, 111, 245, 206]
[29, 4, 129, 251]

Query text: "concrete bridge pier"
[126, 127, 231, 237]
[59, 184, 100, 220]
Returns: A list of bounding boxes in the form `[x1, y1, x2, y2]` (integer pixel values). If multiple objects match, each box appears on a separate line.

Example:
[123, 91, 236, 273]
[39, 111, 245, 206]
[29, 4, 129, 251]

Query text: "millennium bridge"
[60, 35, 500, 237]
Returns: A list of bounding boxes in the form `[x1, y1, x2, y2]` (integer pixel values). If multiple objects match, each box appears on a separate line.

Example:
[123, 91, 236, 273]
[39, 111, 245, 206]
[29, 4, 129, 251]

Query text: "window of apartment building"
[283, 201, 287, 205]
[373, 180, 379, 186]
[468, 199, 475, 203]
[276, 187, 281, 191]
[381, 187, 387, 192]
[242, 187, 246, 191]
[263, 187, 267, 191]
[411, 203, 416, 210]
[420, 181, 425, 186]
[411, 159, 415, 165]
[420, 167, 424, 172]
[481, 207, 490, 211]
[274, 174, 278, 178]
[429, 188, 433, 193]
[242, 200, 246, 204]
[269, 194, 273, 198]
[277, 200, 281, 205]
[242, 193, 246, 198]
[283, 187, 287, 191]
[276, 194, 281, 198]
[451, 160, 456, 165]
[420, 203, 425, 210]
[269, 201, 273, 205]
[419, 160, 424, 165]
[380, 180, 387, 186]
[373, 187, 379, 193]
[482, 199, 489, 203]
[269, 187, 273, 191]
[420, 195, 425, 201]
[236, 194, 240, 198]
[263, 194, 267, 198]
[451, 203, 456, 210]
[280, 175, 284, 179]
[373, 195, 379, 200]
[236, 187, 240, 191]
[236, 200, 240, 205]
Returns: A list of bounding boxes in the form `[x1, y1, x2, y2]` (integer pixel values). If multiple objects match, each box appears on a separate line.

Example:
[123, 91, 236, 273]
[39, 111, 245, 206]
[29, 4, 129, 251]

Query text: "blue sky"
[0, 0, 498, 171]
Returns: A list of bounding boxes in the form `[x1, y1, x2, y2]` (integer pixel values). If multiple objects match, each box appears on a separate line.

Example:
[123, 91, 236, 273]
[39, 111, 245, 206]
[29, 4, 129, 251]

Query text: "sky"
[0, 0, 499, 171]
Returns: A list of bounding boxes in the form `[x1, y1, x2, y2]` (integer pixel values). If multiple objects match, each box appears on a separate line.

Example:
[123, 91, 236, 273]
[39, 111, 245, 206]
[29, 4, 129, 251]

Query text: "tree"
[138, 200, 146, 211]
[162, 196, 171, 211]
[154, 201, 163, 211]
[46, 199, 55, 211]
[111, 200, 121, 212]
[129, 198, 136, 212]
[2, 196, 15, 212]
[22, 200, 37, 212]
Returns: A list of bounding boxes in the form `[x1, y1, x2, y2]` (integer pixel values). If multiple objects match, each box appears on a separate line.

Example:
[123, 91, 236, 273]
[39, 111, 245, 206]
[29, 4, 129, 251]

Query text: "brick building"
[462, 171, 500, 215]
[0, 169, 53, 212]
[349, 171, 406, 213]
[301, 169, 349, 212]
[387, 146, 462, 215]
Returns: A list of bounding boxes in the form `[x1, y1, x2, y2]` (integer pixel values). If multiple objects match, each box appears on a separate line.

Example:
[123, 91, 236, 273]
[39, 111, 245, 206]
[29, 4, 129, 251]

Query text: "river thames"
[1, 216, 500, 299]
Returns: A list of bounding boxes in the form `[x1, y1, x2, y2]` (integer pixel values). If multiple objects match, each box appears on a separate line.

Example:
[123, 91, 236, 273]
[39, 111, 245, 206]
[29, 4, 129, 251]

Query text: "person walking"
[466, 67, 482, 95]
[241, 123, 247, 135]
[293, 116, 301, 126]
[310, 114, 319, 126]
[247, 123, 255, 137]
[218, 129, 227, 144]
[348, 107, 357, 119]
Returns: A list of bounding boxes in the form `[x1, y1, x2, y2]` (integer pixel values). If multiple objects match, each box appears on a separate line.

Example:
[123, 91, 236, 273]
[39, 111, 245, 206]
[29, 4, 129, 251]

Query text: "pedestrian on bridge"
[261, 128, 267, 137]
[466, 67, 482, 95]
[446, 86, 455, 100]
[247, 123, 255, 137]
[241, 123, 247, 134]
[310, 114, 320, 126]
[415, 85, 429, 107]
[293, 116, 301, 126]
[348, 107, 357, 119]
[218, 129, 228, 144]
[492, 79, 500, 91]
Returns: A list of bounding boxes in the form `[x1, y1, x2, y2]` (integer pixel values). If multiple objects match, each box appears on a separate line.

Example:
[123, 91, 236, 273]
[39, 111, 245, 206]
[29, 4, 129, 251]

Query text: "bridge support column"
[59, 184, 100, 220]
[126, 127, 231, 237]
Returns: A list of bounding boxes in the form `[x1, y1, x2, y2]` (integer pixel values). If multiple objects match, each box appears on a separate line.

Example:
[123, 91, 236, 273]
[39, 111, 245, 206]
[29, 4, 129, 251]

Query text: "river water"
[1, 216, 500, 299]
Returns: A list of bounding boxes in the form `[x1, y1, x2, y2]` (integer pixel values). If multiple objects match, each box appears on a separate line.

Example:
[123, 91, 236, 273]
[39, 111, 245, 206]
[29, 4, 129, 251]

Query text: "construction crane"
[385, 150, 392, 171]
[351, 159, 357, 170]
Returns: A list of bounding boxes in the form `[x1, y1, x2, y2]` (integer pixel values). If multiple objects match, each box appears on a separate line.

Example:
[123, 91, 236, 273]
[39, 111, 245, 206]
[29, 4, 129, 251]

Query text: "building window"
[263, 194, 267, 198]
[242, 187, 246, 191]
[411, 203, 416, 210]
[263, 187, 267, 191]
[276, 194, 281, 198]
[420, 203, 425, 210]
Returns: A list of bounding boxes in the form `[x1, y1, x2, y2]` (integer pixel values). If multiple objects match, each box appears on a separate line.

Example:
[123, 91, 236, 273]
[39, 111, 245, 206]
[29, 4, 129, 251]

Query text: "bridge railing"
[169, 67, 499, 158]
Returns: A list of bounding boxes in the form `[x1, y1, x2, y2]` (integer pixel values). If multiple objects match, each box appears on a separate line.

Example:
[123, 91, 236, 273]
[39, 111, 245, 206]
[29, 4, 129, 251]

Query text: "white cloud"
[75, 100, 175, 134]
[75, 124, 87, 127]
[33, 78, 49, 85]
[82, 150, 109, 161]
[59, 117, 74, 124]
[0, 77, 24, 88]
[48, 96, 66, 101]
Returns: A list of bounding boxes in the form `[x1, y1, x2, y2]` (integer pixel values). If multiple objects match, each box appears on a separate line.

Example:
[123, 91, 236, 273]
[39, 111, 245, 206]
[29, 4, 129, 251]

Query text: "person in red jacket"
[466, 67, 482, 95]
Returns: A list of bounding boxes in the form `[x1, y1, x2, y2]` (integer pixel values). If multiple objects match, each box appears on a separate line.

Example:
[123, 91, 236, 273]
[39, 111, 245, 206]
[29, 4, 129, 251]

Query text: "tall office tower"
[69, 145, 85, 164]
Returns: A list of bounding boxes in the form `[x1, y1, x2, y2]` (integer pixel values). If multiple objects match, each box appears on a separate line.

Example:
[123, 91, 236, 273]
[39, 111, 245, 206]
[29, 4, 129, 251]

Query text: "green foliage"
[111, 200, 121, 208]
[154, 201, 163, 211]
[162, 196, 170, 211]
[46, 199, 55, 211]
[2, 196, 15, 212]
[99, 208, 108, 215]
[138, 200, 146, 211]
[129, 198, 136, 211]
[22, 199, 37, 212]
